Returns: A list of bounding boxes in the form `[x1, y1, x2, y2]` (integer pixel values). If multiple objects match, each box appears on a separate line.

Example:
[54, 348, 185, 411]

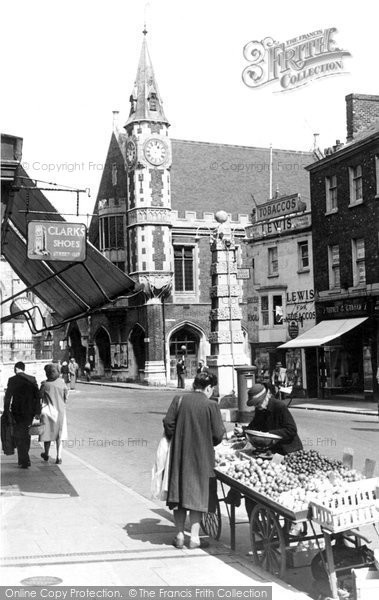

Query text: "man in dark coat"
[176, 357, 186, 388]
[3, 361, 40, 468]
[243, 383, 302, 455]
[235, 382, 302, 519]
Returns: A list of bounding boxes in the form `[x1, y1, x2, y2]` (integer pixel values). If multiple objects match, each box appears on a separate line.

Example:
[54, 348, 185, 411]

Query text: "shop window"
[325, 175, 337, 212]
[349, 165, 363, 204]
[268, 246, 278, 276]
[100, 215, 124, 250]
[174, 246, 194, 292]
[260, 294, 284, 326]
[328, 245, 340, 289]
[352, 238, 366, 286]
[298, 241, 309, 271]
[261, 295, 269, 325]
[273, 295, 283, 325]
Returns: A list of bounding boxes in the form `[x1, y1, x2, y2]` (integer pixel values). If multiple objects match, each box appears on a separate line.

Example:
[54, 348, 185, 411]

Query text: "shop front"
[280, 295, 379, 401]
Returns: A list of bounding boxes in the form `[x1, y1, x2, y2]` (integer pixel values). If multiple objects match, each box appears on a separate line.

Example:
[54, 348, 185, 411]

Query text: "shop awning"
[1, 167, 138, 330]
[279, 317, 368, 348]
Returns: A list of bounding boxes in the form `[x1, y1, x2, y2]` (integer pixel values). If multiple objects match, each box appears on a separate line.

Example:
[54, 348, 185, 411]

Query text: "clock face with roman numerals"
[143, 138, 168, 166]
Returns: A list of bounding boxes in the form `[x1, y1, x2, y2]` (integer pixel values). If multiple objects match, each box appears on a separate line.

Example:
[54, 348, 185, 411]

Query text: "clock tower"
[124, 30, 173, 385]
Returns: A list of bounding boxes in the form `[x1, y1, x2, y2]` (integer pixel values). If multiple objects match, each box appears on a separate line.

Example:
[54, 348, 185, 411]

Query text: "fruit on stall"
[215, 448, 365, 512]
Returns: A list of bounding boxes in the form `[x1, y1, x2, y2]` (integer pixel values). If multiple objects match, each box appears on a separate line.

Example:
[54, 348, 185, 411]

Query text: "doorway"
[169, 326, 201, 381]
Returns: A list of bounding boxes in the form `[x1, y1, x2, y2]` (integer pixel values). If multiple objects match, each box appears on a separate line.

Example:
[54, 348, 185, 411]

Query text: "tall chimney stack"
[346, 94, 379, 142]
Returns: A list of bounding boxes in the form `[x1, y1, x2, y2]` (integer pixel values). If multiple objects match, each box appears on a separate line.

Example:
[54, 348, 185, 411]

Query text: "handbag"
[29, 418, 45, 436]
[151, 396, 182, 500]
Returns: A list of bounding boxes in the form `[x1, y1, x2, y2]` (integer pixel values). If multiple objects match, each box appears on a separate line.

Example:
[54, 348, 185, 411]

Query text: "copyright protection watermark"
[21, 161, 104, 173]
[1, 587, 272, 599]
[242, 27, 351, 92]
[209, 161, 308, 172]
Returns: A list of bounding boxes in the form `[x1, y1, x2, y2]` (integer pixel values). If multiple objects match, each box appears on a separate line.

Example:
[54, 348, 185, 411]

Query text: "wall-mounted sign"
[27, 221, 86, 262]
[254, 193, 306, 223]
[288, 320, 299, 339]
[246, 212, 311, 240]
[237, 267, 250, 279]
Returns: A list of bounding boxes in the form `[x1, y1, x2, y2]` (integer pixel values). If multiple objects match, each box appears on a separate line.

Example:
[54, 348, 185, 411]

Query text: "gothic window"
[112, 163, 117, 186]
[174, 246, 194, 292]
[100, 216, 124, 250]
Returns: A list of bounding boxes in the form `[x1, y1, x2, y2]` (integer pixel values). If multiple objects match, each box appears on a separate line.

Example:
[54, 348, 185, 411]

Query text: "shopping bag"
[1, 413, 15, 455]
[151, 435, 171, 500]
[41, 401, 58, 422]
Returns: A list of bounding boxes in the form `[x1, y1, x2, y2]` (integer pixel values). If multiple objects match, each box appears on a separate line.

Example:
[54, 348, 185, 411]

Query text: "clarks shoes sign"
[27, 221, 87, 262]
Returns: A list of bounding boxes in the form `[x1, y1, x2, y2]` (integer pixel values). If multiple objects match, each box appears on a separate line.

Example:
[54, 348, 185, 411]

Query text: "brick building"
[65, 32, 313, 388]
[281, 94, 379, 401]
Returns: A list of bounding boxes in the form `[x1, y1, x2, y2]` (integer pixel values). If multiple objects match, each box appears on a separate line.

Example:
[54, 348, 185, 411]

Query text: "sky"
[2, 0, 379, 220]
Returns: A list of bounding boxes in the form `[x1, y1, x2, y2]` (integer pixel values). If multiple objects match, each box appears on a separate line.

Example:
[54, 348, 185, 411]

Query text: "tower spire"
[125, 32, 169, 128]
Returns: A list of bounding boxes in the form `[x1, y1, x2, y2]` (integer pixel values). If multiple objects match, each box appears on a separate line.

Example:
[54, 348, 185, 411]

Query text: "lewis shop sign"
[27, 221, 87, 262]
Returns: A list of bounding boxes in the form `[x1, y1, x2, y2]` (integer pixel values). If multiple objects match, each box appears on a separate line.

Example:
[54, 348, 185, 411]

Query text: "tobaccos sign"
[27, 221, 87, 262]
[242, 28, 351, 92]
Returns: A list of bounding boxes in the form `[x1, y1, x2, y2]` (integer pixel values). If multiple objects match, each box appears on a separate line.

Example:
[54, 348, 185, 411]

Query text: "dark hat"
[275, 361, 282, 367]
[247, 383, 267, 406]
[14, 361, 25, 371]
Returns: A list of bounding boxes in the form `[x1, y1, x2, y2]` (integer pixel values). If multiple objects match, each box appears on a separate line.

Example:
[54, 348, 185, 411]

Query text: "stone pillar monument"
[207, 211, 249, 398]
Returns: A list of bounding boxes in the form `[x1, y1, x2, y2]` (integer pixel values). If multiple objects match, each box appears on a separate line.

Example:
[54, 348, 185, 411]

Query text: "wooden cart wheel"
[201, 499, 222, 540]
[249, 504, 286, 578]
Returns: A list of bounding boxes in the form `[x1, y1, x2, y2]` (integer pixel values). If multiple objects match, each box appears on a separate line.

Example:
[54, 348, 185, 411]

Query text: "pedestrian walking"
[271, 361, 288, 398]
[3, 361, 40, 468]
[61, 361, 69, 384]
[39, 363, 68, 465]
[163, 372, 225, 549]
[68, 357, 79, 390]
[176, 357, 186, 389]
[84, 361, 91, 382]
[196, 359, 210, 374]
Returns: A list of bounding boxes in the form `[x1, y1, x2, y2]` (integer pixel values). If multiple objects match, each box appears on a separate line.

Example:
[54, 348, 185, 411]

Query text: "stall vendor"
[235, 383, 302, 455]
[234, 383, 303, 520]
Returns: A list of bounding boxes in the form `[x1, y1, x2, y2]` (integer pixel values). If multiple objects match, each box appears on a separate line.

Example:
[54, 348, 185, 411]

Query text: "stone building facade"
[61, 33, 313, 389]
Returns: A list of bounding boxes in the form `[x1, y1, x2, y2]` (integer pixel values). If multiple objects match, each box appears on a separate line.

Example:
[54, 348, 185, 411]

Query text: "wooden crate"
[352, 567, 379, 600]
[309, 477, 379, 533]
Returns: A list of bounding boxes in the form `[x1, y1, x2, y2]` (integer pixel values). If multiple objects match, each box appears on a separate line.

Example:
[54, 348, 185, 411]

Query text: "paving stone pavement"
[0, 444, 310, 598]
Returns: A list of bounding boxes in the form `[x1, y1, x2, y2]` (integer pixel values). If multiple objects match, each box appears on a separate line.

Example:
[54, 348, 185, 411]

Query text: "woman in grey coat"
[163, 372, 225, 549]
[39, 363, 68, 464]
